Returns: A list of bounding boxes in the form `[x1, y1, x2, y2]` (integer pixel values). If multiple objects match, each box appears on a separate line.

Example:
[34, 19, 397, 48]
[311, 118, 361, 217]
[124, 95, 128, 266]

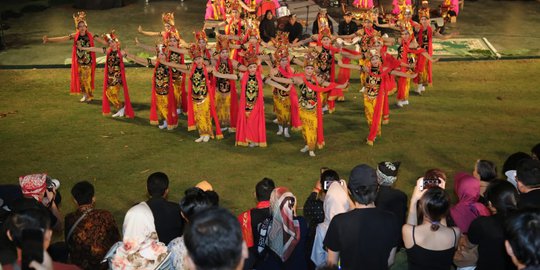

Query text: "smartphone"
[323, 180, 331, 191]
[21, 229, 44, 270]
[420, 177, 441, 191]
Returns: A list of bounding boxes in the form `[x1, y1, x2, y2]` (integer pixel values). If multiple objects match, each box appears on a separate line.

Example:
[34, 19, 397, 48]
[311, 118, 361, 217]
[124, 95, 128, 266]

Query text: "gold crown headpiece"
[244, 45, 259, 65]
[188, 43, 203, 59]
[319, 27, 332, 39]
[194, 30, 208, 42]
[418, 2, 430, 19]
[273, 45, 289, 61]
[273, 31, 289, 47]
[400, 5, 413, 16]
[102, 30, 119, 43]
[216, 36, 231, 52]
[73, 11, 87, 29]
[162, 12, 175, 26]
[304, 49, 319, 67]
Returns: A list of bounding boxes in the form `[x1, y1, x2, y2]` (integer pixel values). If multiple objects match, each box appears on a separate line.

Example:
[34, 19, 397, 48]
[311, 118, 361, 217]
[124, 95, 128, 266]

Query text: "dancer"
[269, 45, 302, 138]
[77, 31, 134, 118]
[127, 44, 178, 130]
[42, 11, 101, 101]
[205, 0, 227, 21]
[270, 50, 347, 156]
[338, 51, 416, 145]
[312, 8, 334, 35]
[138, 12, 188, 46]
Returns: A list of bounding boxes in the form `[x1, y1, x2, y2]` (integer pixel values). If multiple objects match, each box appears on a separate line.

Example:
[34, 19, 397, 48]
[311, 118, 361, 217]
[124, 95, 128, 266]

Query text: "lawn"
[1, 59, 539, 227]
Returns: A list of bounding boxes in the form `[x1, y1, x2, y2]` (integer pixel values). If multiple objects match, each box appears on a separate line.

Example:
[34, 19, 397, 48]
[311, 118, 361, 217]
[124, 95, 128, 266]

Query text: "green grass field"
[1, 60, 539, 223]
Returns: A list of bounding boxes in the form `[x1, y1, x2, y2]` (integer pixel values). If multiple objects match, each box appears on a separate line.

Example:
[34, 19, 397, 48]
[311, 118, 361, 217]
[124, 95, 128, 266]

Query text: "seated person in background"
[65, 181, 120, 270]
[284, 14, 303, 44]
[504, 209, 540, 270]
[468, 181, 518, 270]
[516, 159, 540, 209]
[184, 207, 248, 270]
[2, 208, 81, 270]
[403, 182, 460, 270]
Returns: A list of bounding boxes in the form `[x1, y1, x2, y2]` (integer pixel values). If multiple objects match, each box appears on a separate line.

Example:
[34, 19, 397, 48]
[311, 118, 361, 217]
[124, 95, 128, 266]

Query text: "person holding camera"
[403, 183, 461, 270]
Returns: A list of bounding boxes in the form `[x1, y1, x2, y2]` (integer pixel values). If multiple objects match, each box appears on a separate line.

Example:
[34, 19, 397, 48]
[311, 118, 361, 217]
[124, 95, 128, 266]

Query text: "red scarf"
[102, 49, 134, 118]
[278, 63, 302, 130]
[238, 200, 271, 248]
[214, 58, 239, 128]
[365, 63, 390, 141]
[70, 31, 96, 94]
[236, 70, 266, 146]
[292, 73, 336, 148]
[187, 64, 223, 138]
[149, 61, 177, 126]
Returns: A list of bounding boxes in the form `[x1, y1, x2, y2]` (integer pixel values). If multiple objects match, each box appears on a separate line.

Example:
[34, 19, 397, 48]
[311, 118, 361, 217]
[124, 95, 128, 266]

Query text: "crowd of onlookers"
[0, 143, 539, 270]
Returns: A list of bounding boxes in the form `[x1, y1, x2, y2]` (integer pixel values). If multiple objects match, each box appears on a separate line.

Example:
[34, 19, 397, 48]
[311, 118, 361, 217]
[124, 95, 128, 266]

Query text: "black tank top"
[406, 225, 457, 270]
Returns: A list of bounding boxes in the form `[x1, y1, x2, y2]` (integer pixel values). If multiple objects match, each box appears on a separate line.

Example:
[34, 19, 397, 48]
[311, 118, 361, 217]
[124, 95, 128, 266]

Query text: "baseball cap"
[348, 164, 378, 190]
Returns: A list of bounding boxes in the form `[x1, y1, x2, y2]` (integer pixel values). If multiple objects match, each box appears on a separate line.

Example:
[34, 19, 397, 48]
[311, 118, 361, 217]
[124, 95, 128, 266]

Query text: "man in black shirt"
[145, 172, 184, 245]
[338, 12, 358, 36]
[324, 164, 400, 270]
[284, 14, 303, 44]
[516, 159, 540, 209]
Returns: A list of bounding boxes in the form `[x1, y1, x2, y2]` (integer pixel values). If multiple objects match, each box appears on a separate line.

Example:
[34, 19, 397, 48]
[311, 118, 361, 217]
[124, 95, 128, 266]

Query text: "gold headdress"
[162, 12, 175, 26]
[188, 43, 203, 59]
[273, 31, 289, 47]
[216, 35, 231, 52]
[102, 30, 119, 43]
[244, 45, 259, 66]
[304, 49, 319, 67]
[194, 30, 208, 42]
[400, 5, 414, 18]
[73, 11, 87, 29]
[273, 45, 289, 61]
[230, 1, 240, 12]
[319, 27, 332, 39]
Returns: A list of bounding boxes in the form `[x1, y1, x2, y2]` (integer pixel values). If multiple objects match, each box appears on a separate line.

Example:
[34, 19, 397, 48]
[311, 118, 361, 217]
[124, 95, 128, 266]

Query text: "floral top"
[107, 51, 122, 87]
[110, 232, 169, 270]
[76, 35, 92, 66]
[245, 75, 258, 111]
[155, 63, 170, 95]
[64, 205, 120, 270]
[299, 79, 317, 111]
[191, 67, 208, 102]
[169, 51, 183, 81]
[217, 61, 231, 94]
[167, 236, 187, 270]
[365, 65, 382, 100]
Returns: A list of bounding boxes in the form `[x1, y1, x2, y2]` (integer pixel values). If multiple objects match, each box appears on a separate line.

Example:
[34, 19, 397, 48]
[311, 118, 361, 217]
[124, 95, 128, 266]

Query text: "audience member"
[65, 181, 120, 270]
[168, 187, 215, 270]
[2, 208, 81, 270]
[472, 159, 498, 195]
[337, 12, 358, 35]
[311, 177, 349, 267]
[312, 8, 333, 34]
[145, 172, 184, 245]
[449, 172, 491, 234]
[403, 186, 460, 270]
[285, 14, 303, 43]
[375, 161, 407, 232]
[184, 207, 248, 270]
[504, 209, 540, 270]
[516, 159, 540, 209]
[531, 143, 540, 160]
[238, 177, 275, 269]
[503, 152, 532, 189]
[324, 164, 400, 270]
[259, 10, 277, 43]
[469, 180, 518, 270]
[258, 187, 308, 269]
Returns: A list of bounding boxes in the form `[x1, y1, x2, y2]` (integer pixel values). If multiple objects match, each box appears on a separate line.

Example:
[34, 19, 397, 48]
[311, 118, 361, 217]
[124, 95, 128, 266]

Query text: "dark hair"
[484, 180, 517, 217]
[320, 169, 340, 190]
[516, 159, 540, 188]
[504, 209, 540, 267]
[180, 188, 214, 221]
[476, 160, 498, 182]
[349, 185, 378, 205]
[255, 178, 275, 202]
[419, 187, 450, 231]
[5, 208, 50, 248]
[206, 190, 220, 207]
[71, 181, 94, 205]
[424, 169, 447, 181]
[532, 143, 540, 160]
[147, 172, 169, 197]
[503, 152, 532, 173]
[184, 207, 243, 270]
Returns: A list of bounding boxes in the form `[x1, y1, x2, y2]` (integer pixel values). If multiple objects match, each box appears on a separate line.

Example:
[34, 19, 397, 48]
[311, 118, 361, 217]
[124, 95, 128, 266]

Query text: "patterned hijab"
[268, 187, 301, 262]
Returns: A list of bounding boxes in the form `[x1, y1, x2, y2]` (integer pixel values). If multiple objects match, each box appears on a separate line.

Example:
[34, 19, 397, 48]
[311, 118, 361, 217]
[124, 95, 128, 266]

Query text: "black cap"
[348, 164, 378, 190]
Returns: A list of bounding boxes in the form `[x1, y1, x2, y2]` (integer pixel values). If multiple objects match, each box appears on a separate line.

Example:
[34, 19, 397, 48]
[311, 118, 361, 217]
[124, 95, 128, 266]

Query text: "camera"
[420, 177, 441, 191]
[45, 177, 60, 192]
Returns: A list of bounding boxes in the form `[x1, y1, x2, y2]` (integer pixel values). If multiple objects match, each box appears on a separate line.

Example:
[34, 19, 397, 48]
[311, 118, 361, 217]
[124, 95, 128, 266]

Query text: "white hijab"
[122, 201, 156, 243]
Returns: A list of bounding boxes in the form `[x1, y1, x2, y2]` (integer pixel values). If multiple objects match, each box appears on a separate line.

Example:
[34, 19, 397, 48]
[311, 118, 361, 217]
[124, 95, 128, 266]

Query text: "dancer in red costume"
[42, 12, 103, 102]
[78, 31, 134, 118]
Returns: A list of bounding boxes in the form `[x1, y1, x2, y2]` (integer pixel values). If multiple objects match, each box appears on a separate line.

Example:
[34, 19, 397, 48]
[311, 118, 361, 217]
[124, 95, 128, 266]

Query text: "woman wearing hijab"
[311, 180, 350, 267]
[258, 187, 308, 270]
[450, 173, 491, 234]
[259, 10, 277, 43]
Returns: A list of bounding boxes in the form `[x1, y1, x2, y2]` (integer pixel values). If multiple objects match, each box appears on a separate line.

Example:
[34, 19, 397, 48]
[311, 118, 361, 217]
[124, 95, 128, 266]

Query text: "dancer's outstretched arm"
[168, 46, 189, 55]
[77, 44, 106, 54]
[212, 70, 238, 80]
[265, 78, 291, 92]
[42, 33, 76, 43]
[135, 37, 157, 53]
[138, 25, 161, 37]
